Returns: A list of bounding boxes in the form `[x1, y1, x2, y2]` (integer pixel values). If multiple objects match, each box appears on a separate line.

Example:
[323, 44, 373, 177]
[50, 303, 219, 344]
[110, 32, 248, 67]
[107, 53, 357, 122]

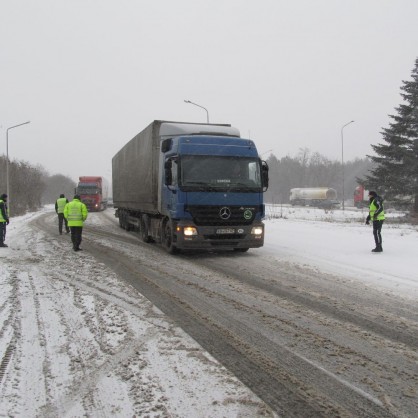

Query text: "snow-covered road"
[1, 205, 417, 417]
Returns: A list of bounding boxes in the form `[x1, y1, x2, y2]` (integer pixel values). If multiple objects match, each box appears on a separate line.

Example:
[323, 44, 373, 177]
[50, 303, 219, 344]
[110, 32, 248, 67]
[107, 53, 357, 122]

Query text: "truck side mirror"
[261, 160, 269, 191]
[164, 160, 172, 185]
[161, 138, 172, 153]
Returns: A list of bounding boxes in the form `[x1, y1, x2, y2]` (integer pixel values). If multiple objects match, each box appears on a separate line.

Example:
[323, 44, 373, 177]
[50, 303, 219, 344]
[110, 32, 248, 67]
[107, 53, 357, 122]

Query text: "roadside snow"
[264, 204, 418, 300]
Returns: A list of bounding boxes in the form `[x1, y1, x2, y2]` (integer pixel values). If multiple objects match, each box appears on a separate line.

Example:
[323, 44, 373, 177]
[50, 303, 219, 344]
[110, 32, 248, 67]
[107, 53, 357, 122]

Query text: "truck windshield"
[180, 156, 262, 192]
[77, 184, 100, 194]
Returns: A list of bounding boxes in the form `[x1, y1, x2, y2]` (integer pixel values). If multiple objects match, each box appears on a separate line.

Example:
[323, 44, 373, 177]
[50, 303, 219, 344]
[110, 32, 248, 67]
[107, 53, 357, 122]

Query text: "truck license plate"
[216, 228, 235, 234]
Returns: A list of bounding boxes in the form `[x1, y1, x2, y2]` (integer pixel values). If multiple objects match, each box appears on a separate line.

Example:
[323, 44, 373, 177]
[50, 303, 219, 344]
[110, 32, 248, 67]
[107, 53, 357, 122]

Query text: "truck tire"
[140, 215, 152, 243]
[125, 212, 133, 231]
[162, 219, 177, 254]
[119, 210, 126, 229]
[120, 211, 131, 231]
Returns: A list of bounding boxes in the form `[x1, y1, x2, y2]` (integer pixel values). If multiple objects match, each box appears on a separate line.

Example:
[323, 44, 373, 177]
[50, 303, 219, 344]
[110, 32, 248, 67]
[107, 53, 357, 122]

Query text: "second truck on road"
[76, 176, 110, 212]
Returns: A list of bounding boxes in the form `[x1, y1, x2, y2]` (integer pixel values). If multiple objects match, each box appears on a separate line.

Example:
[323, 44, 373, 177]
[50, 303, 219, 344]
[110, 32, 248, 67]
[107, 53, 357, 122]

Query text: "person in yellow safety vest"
[0, 193, 10, 248]
[55, 194, 70, 235]
[64, 194, 88, 252]
[365, 190, 385, 253]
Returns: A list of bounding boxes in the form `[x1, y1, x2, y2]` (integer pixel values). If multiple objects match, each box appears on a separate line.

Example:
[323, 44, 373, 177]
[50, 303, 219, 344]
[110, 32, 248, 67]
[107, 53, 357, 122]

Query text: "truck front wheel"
[162, 219, 177, 254]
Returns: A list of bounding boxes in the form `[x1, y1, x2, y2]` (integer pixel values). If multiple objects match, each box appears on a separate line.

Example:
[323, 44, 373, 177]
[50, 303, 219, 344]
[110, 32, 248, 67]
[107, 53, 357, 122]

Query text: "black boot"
[372, 245, 383, 253]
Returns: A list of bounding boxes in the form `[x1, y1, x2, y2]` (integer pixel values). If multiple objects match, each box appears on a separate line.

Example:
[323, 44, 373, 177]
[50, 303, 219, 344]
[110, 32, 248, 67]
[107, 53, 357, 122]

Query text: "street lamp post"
[260, 149, 274, 157]
[184, 100, 209, 123]
[341, 120, 354, 211]
[6, 121, 31, 211]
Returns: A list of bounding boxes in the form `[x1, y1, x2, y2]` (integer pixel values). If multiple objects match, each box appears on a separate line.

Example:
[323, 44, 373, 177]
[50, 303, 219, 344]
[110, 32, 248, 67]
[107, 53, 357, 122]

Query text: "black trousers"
[70, 226, 83, 249]
[372, 220, 384, 246]
[0, 222, 6, 244]
[58, 213, 69, 233]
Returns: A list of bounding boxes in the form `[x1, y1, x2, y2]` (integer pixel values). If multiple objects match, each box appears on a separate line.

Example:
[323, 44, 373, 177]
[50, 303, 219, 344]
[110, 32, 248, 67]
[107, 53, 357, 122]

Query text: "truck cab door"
[163, 158, 178, 214]
[261, 160, 269, 191]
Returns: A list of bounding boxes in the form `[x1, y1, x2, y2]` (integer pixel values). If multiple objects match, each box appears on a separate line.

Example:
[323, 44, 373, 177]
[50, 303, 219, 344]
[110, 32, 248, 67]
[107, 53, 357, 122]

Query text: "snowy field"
[264, 204, 417, 299]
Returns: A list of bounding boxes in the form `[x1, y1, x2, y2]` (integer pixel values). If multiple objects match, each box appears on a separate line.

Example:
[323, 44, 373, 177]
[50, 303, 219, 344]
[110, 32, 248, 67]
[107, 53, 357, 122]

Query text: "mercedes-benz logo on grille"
[219, 206, 231, 220]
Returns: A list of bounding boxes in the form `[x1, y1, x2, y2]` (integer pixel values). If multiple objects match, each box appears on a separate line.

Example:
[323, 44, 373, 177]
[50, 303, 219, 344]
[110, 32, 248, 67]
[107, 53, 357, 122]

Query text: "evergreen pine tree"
[363, 57, 418, 214]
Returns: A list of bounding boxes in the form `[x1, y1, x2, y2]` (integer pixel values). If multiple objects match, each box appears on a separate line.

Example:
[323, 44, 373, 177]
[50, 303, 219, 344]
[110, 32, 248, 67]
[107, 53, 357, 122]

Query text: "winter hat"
[1, 193, 7, 200]
[368, 191, 377, 197]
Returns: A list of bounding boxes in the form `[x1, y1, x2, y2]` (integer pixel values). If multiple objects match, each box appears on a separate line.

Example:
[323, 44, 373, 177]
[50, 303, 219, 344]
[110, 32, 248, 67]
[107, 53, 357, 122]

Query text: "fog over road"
[1, 208, 417, 417]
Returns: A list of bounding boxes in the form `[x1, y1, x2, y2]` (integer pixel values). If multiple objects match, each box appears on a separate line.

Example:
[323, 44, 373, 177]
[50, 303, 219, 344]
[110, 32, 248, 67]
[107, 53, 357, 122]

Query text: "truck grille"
[185, 205, 259, 226]
[82, 199, 96, 207]
[204, 234, 245, 240]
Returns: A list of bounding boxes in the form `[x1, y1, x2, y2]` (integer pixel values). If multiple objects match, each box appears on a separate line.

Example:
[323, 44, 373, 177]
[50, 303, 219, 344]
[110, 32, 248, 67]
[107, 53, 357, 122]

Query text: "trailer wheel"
[125, 212, 133, 231]
[162, 219, 177, 254]
[120, 211, 131, 231]
[140, 215, 152, 243]
[119, 210, 126, 229]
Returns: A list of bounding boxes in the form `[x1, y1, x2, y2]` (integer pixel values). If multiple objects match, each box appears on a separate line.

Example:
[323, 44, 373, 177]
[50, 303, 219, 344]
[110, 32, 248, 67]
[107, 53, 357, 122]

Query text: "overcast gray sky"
[1, 0, 418, 183]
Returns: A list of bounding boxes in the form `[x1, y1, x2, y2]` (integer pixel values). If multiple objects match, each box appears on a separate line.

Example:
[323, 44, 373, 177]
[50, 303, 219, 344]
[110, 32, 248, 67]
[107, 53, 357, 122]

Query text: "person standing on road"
[55, 194, 70, 235]
[64, 194, 88, 251]
[0, 193, 10, 248]
[365, 190, 385, 252]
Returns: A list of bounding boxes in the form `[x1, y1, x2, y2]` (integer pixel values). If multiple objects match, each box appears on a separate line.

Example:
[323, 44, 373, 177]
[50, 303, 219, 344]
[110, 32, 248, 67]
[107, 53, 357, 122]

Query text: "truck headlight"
[251, 226, 263, 235]
[183, 226, 198, 236]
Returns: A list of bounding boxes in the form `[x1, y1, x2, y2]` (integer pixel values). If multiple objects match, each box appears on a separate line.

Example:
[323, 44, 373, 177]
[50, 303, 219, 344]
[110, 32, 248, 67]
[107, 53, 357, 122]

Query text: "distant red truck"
[353, 185, 369, 208]
[76, 176, 110, 211]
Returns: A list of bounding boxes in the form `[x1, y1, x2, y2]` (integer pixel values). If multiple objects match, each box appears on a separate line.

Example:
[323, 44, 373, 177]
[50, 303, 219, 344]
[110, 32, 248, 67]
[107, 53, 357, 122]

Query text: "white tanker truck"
[289, 187, 340, 209]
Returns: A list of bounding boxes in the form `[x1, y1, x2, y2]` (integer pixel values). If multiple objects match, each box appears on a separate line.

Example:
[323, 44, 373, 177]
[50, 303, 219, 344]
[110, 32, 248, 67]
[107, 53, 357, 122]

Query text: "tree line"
[264, 149, 374, 205]
[0, 155, 75, 216]
[2, 150, 373, 216]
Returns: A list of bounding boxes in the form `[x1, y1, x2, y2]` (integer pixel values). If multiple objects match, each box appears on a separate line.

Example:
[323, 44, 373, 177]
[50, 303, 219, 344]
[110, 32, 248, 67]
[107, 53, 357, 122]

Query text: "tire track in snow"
[0, 267, 19, 387]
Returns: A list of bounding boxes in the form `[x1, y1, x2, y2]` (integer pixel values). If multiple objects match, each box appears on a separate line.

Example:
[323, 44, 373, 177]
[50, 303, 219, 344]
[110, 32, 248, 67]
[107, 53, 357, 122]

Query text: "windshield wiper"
[183, 181, 207, 185]
[182, 182, 222, 191]
[221, 182, 254, 189]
